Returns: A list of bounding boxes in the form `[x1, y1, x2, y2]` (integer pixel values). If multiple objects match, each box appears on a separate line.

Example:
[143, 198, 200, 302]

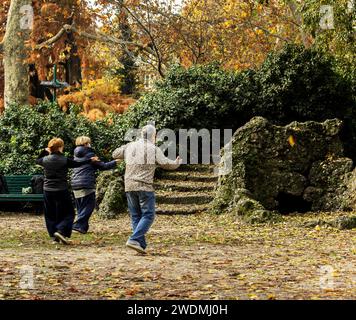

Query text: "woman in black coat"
[36, 138, 97, 244]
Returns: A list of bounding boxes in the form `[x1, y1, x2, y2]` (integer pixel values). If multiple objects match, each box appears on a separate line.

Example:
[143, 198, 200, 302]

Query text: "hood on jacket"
[74, 146, 95, 162]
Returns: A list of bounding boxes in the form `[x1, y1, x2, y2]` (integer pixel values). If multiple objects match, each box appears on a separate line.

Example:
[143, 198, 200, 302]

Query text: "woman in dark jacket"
[71, 136, 118, 234]
[36, 138, 97, 244]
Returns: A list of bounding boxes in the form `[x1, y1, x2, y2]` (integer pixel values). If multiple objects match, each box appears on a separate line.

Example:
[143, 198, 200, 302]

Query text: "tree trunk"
[64, 31, 82, 86]
[64, 14, 82, 86]
[3, 0, 31, 108]
[118, 10, 137, 94]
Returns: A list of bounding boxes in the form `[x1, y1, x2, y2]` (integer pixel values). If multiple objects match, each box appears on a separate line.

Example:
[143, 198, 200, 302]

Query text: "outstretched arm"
[67, 157, 92, 168]
[93, 160, 117, 171]
[155, 147, 181, 170]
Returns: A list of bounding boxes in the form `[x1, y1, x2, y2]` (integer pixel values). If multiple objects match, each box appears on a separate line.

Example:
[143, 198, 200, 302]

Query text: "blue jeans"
[73, 192, 96, 233]
[126, 191, 155, 249]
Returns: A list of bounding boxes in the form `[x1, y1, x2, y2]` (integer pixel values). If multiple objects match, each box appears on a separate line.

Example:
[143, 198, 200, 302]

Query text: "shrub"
[123, 45, 354, 129]
[0, 102, 125, 175]
[251, 45, 355, 158]
[122, 44, 355, 159]
[96, 170, 127, 218]
[124, 63, 241, 130]
[251, 44, 353, 123]
[0, 45, 355, 175]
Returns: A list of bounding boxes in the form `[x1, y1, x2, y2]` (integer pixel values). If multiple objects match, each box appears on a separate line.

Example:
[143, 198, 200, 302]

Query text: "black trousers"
[43, 190, 75, 238]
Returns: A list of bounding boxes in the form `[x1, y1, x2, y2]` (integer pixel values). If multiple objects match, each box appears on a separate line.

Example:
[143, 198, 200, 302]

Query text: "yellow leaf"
[288, 135, 296, 147]
[241, 11, 248, 18]
[267, 294, 276, 300]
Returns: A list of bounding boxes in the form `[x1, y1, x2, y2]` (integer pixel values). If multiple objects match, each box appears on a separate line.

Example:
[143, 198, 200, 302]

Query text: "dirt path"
[0, 212, 355, 300]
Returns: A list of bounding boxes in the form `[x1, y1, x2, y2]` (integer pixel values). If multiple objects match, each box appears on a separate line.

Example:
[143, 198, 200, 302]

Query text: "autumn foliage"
[0, 0, 354, 119]
[58, 78, 136, 120]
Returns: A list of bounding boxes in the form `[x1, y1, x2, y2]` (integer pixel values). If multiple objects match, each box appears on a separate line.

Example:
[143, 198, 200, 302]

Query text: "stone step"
[159, 172, 218, 183]
[156, 194, 213, 205]
[156, 178, 216, 187]
[156, 203, 209, 215]
[153, 164, 217, 215]
[160, 169, 217, 177]
[177, 164, 216, 173]
[154, 183, 215, 192]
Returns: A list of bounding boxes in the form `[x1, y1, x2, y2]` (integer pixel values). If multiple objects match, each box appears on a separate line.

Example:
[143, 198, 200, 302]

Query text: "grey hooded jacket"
[112, 139, 180, 192]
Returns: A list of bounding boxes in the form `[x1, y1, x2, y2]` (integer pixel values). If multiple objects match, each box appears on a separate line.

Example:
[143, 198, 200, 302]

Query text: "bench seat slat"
[1, 175, 44, 203]
[0, 194, 44, 202]
[0, 194, 43, 198]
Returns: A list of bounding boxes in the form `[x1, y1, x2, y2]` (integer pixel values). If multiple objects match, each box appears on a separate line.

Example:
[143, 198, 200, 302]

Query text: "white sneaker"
[126, 240, 146, 254]
[54, 232, 70, 245]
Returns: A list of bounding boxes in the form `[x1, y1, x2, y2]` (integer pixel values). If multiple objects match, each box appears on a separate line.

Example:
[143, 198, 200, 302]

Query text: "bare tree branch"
[249, 23, 292, 43]
[35, 23, 154, 56]
[286, 0, 313, 47]
[35, 25, 69, 50]
[121, 3, 166, 77]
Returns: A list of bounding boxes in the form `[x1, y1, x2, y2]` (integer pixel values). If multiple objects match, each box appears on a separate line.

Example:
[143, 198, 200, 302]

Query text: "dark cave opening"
[276, 192, 312, 214]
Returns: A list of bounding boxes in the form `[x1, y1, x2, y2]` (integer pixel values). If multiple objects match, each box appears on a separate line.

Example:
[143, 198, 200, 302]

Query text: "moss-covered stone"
[96, 170, 127, 219]
[226, 189, 281, 224]
[303, 216, 356, 230]
[243, 209, 282, 224]
[330, 216, 356, 230]
[308, 158, 354, 211]
[212, 117, 356, 223]
[342, 170, 356, 211]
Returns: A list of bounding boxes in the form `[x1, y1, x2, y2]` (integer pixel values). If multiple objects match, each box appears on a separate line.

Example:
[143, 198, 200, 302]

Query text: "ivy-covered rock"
[303, 216, 356, 230]
[96, 170, 127, 219]
[331, 216, 356, 230]
[212, 117, 355, 222]
[228, 188, 281, 224]
[307, 158, 354, 211]
[340, 165, 356, 211]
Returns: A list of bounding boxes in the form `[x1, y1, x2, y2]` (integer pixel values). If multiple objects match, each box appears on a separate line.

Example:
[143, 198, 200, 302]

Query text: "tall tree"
[301, 0, 355, 68]
[0, 0, 105, 107]
[176, 0, 306, 69]
[1, 0, 32, 107]
[111, 0, 137, 94]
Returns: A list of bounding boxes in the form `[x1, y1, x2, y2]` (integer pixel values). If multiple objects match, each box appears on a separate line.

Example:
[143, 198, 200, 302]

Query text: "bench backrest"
[3, 176, 32, 194]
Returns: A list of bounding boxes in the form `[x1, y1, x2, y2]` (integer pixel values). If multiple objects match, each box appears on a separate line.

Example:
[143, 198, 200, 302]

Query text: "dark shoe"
[72, 227, 87, 234]
[50, 237, 59, 244]
[54, 232, 70, 245]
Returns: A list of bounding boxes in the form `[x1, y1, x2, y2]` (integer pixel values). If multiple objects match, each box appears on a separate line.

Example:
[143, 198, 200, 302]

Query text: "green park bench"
[0, 175, 44, 203]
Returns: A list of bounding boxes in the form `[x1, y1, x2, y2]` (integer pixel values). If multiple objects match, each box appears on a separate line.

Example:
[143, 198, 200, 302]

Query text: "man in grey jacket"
[113, 125, 182, 254]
